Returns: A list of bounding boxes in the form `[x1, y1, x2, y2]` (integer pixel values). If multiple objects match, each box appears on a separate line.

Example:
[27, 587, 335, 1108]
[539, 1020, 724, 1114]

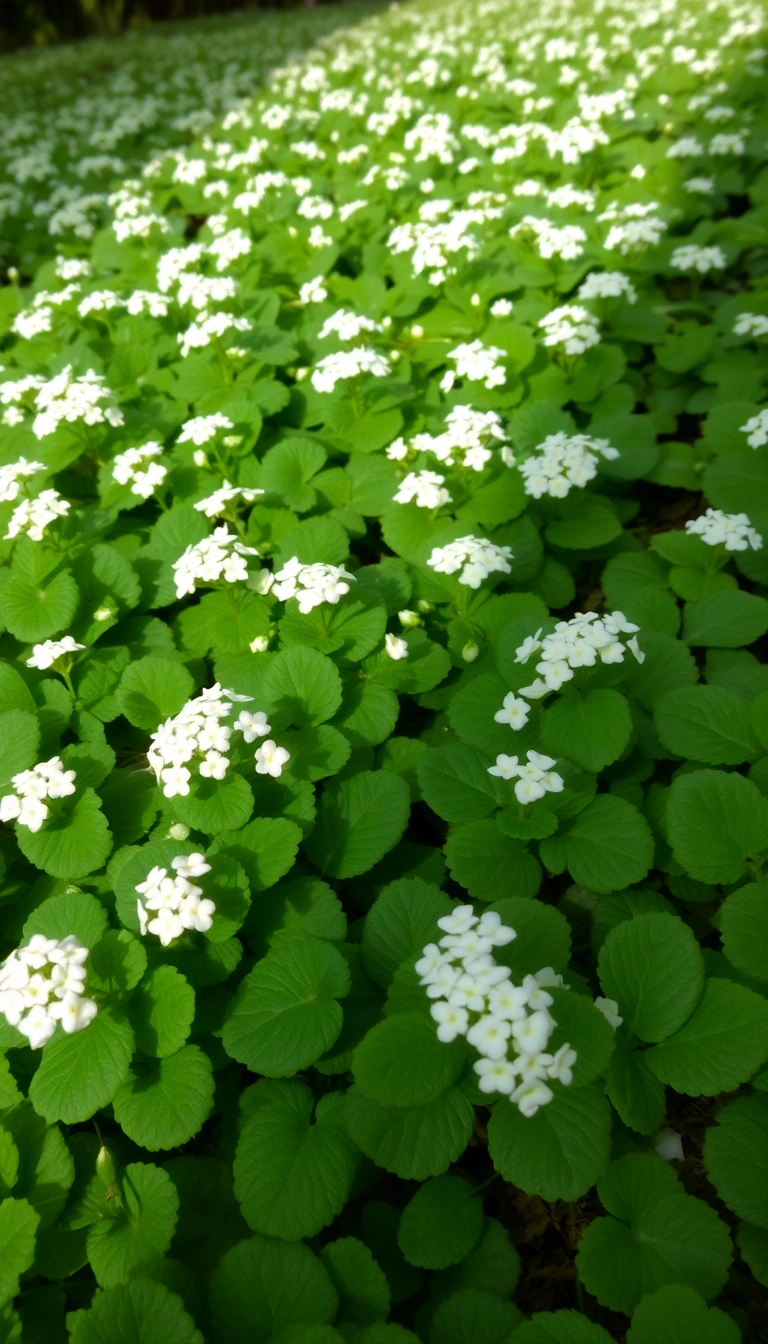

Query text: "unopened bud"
[193, 450, 207, 468]
[416, 600, 432, 613]
[398, 609, 421, 627]
[462, 640, 479, 663]
[249, 635, 269, 652]
[411, 324, 424, 338]
[93, 605, 113, 622]
[470, 292, 481, 307]
[96, 1145, 116, 1189]
[167, 822, 190, 841]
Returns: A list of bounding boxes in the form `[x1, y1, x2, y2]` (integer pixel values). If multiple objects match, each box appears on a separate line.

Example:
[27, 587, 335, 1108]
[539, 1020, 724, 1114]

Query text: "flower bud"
[93, 605, 113, 622]
[398, 609, 421, 628]
[462, 640, 479, 663]
[96, 1145, 117, 1189]
[167, 822, 190, 841]
[411, 324, 424, 338]
[249, 635, 269, 653]
[416, 600, 432, 613]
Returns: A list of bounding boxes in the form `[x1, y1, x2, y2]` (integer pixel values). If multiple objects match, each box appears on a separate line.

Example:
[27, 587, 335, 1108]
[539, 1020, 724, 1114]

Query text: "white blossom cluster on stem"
[734, 313, 768, 338]
[193, 481, 264, 518]
[5, 490, 71, 542]
[488, 749, 565, 804]
[26, 636, 85, 670]
[393, 470, 452, 509]
[173, 525, 259, 598]
[740, 408, 768, 449]
[311, 347, 392, 393]
[262, 556, 357, 613]
[685, 508, 763, 551]
[416, 905, 576, 1118]
[514, 431, 620, 498]
[0, 457, 44, 502]
[387, 406, 507, 473]
[0, 757, 77, 832]
[441, 340, 506, 392]
[112, 442, 167, 499]
[177, 413, 234, 446]
[136, 853, 216, 945]
[30, 365, 124, 439]
[538, 305, 600, 356]
[0, 934, 97, 1049]
[147, 683, 285, 797]
[510, 611, 644, 704]
[427, 535, 513, 588]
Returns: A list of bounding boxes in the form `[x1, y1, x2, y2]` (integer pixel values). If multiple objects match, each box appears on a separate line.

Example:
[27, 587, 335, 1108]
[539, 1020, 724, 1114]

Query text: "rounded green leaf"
[128, 965, 195, 1059]
[116, 657, 194, 731]
[703, 1094, 768, 1229]
[29, 1008, 134, 1125]
[667, 769, 768, 886]
[541, 689, 632, 773]
[172, 772, 254, 835]
[362, 879, 452, 988]
[598, 912, 705, 1043]
[345, 1084, 474, 1181]
[428, 1288, 522, 1344]
[261, 645, 342, 728]
[319, 1237, 390, 1327]
[445, 820, 542, 902]
[17, 787, 112, 879]
[398, 1174, 484, 1270]
[68, 1278, 204, 1344]
[234, 1081, 359, 1240]
[645, 978, 768, 1095]
[489, 899, 571, 976]
[113, 1046, 215, 1150]
[719, 883, 768, 983]
[0, 1197, 39, 1307]
[22, 889, 108, 951]
[510, 1311, 614, 1343]
[539, 796, 653, 895]
[304, 771, 410, 880]
[222, 938, 350, 1076]
[208, 1236, 338, 1344]
[0, 708, 39, 789]
[626, 1284, 740, 1344]
[655, 686, 761, 764]
[86, 1162, 179, 1288]
[0, 568, 79, 643]
[353, 1012, 466, 1109]
[682, 591, 768, 648]
[487, 1085, 611, 1202]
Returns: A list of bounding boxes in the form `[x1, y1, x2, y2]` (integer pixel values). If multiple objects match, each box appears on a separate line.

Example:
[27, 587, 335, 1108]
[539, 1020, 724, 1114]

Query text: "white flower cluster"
[509, 214, 587, 260]
[600, 202, 667, 254]
[441, 340, 506, 392]
[511, 611, 644, 703]
[147, 683, 287, 798]
[488, 749, 564, 804]
[0, 934, 97, 1050]
[734, 313, 768, 339]
[0, 456, 44, 502]
[26, 636, 84, 670]
[135, 853, 216, 945]
[178, 413, 234, 446]
[311, 347, 392, 393]
[741, 408, 768, 449]
[393, 470, 451, 509]
[173, 526, 258, 598]
[385, 632, 409, 660]
[538, 305, 600, 355]
[685, 508, 763, 551]
[387, 406, 507, 473]
[427, 535, 513, 588]
[31, 366, 124, 440]
[178, 311, 251, 358]
[416, 905, 576, 1118]
[516, 431, 620, 498]
[318, 309, 385, 341]
[577, 271, 637, 303]
[5, 489, 70, 542]
[193, 481, 263, 518]
[0, 756, 76, 832]
[670, 244, 726, 274]
[263, 556, 357, 613]
[112, 442, 167, 499]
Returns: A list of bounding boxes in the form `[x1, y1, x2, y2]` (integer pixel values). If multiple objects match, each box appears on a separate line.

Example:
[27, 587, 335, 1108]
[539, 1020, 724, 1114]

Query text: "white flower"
[26, 636, 84, 670]
[430, 1001, 469, 1042]
[490, 298, 513, 317]
[112, 442, 167, 499]
[518, 431, 620, 499]
[318, 309, 383, 341]
[443, 340, 506, 390]
[595, 996, 623, 1029]
[0, 756, 76, 831]
[654, 1127, 685, 1162]
[385, 633, 409, 660]
[685, 508, 762, 551]
[254, 740, 290, 777]
[6, 490, 70, 542]
[269, 557, 356, 613]
[31, 366, 123, 439]
[173, 526, 259, 599]
[670, 244, 726, 275]
[538, 305, 600, 356]
[178, 413, 234, 446]
[0, 457, 45, 503]
[0, 934, 96, 1047]
[311, 347, 391, 393]
[734, 313, 768, 338]
[234, 710, 271, 742]
[427, 535, 513, 588]
[474, 1058, 518, 1094]
[193, 481, 263, 517]
[493, 693, 531, 731]
[393, 470, 451, 509]
[467, 1014, 513, 1060]
[741, 409, 768, 449]
[511, 1079, 554, 1117]
[577, 271, 637, 303]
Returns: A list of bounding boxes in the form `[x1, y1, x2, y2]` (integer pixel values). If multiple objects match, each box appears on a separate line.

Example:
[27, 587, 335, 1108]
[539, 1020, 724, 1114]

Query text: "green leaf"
[128, 965, 195, 1059]
[172, 771, 253, 835]
[718, 882, 768, 982]
[576, 1153, 732, 1314]
[645, 979, 768, 1095]
[68, 1279, 203, 1344]
[737, 1222, 768, 1289]
[116, 657, 194, 731]
[208, 1237, 338, 1344]
[445, 821, 542, 901]
[489, 898, 571, 975]
[86, 1162, 179, 1287]
[261, 645, 342, 728]
[354, 1011, 467, 1109]
[0, 709, 39, 789]
[604, 1043, 666, 1136]
[262, 437, 327, 511]
[598, 913, 705, 1043]
[113, 1046, 215, 1150]
[487, 1085, 611, 1202]
[17, 787, 112, 879]
[22, 889, 108, 951]
[541, 689, 632, 772]
[655, 686, 762, 764]
[626, 1285, 740, 1344]
[666, 769, 768, 885]
[304, 771, 410, 879]
[234, 1081, 359, 1241]
[704, 1094, 768, 1229]
[544, 989, 616, 1087]
[0, 569, 79, 642]
[319, 1237, 390, 1327]
[222, 938, 350, 1076]
[683, 591, 768, 648]
[336, 679, 399, 749]
[0, 1198, 39, 1308]
[243, 875, 345, 956]
[362, 879, 452, 988]
[416, 744, 507, 824]
[210, 816, 301, 892]
[545, 497, 622, 550]
[540, 796, 653, 895]
[398, 1174, 483, 1270]
[510, 1311, 614, 1343]
[428, 1288, 522, 1344]
[177, 589, 270, 656]
[432, 1216, 520, 1303]
[622, 632, 698, 711]
[29, 1008, 134, 1124]
[345, 1084, 474, 1181]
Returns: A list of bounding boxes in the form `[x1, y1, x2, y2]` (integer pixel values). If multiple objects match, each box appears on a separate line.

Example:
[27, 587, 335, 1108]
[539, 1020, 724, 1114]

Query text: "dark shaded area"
[0, 0, 325, 51]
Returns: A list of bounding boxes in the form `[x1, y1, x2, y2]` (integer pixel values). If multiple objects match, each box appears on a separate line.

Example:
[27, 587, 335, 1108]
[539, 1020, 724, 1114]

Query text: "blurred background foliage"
[0, 0, 321, 50]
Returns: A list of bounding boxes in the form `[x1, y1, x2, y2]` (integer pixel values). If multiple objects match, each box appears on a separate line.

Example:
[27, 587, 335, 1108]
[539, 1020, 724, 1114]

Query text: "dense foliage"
[0, 0, 768, 1339]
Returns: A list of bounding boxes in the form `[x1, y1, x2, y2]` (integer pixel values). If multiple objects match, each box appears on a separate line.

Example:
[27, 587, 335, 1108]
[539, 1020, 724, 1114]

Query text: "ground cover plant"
[0, 0, 768, 1339]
